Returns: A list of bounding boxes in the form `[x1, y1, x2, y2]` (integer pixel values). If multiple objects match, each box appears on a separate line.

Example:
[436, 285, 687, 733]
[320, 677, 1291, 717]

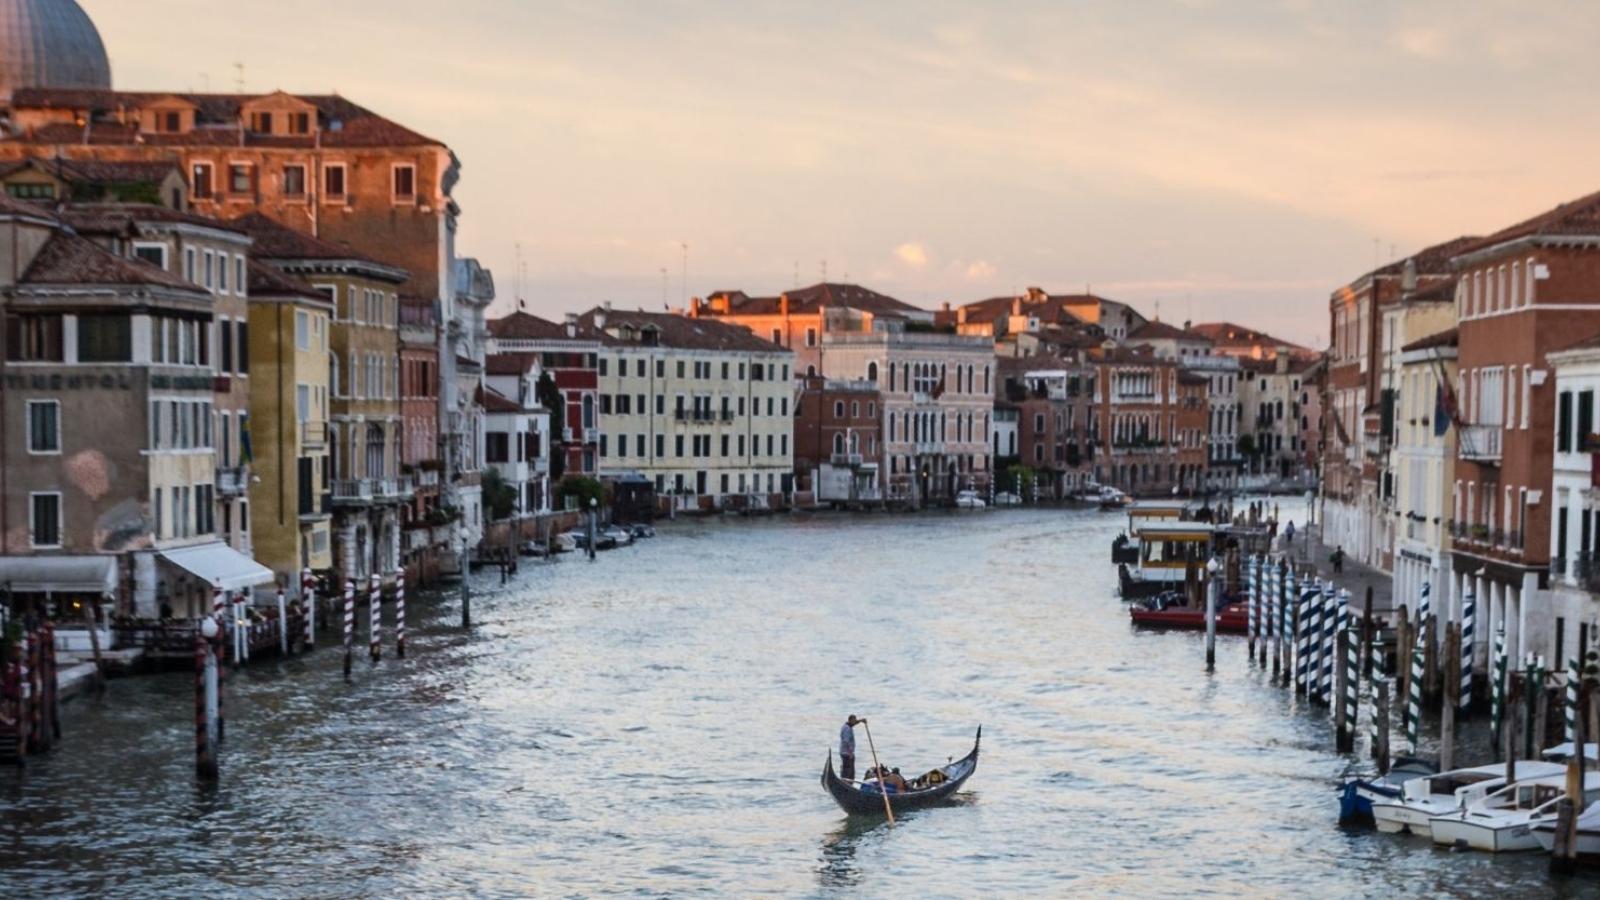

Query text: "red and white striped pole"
[369, 572, 381, 663]
[342, 578, 354, 682]
[211, 583, 227, 743]
[395, 569, 407, 659]
[301, 568, 316, 648]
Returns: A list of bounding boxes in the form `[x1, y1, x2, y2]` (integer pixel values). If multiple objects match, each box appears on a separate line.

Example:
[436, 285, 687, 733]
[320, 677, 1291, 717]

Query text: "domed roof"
[0, 0, 110, 100]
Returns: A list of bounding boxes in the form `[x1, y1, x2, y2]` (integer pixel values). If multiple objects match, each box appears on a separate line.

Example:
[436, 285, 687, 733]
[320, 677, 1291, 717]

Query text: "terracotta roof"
[7, 89, 442, 148]
[476, 385, 524, 414]
[1457, 189, 1600, 257]
[1128, 319, 1211, 343]
[1350, 235, 1479, 285]
[1188, 322, 1310, 353]
[995, 353, 1083, 375]
[958, 291, 1105, 326]
[1178, 371, 1210, 386]
[21, 229, 206, 292]
[580, 307, 786, 353]
[485, 352, 540, 375]
[246, 259, 328, 301]
[59, 202, 246, 236]
[229, 212, 404, 279]
[0, 157, 181, 186]
[1089, 345, 1167, 365]
[703, 282, 922, 317]
[1400, 326, 1458, 353]
[487, 311, 587, 342]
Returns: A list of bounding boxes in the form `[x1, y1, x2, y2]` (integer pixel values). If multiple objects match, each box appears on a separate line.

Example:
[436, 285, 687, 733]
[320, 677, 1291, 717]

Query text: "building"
[1240, 351, 1324, 488]
[242, 260, 334, 586]
[793, 375, 882, 504]
[485, 310, 602, 479]
[687, 282, 930, 377]
[581, 306, 795, 507]
[954, 288, 1147, 345]
[1189, 321, 1316, 362]
[0, 157, 187, 207]
[0, 197, 272, 619]
[232, 212, 411, 583]
[1128, 319, 1242, 494]
[56, 203, 259, 562]
[1449, 191, 1600, 666]
[994, 354, 1096, 499]
[0, 0, 110, 102]
[398, 295, 446, 574]
[1091, 347, 1188, 496]
[1323, 236, 1476, 571]
[481, 355, 551, 518]
[1545, 333, 1600, 668]
[1392, 326, 1457, 621]
[820, 326, 996, 504]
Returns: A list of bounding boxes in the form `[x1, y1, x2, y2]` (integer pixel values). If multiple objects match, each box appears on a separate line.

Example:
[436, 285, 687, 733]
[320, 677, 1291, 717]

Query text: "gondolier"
[839, 715, 861, 781]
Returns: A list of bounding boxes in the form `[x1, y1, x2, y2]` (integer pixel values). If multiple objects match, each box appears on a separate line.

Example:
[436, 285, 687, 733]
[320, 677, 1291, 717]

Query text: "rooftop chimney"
[564, 312, 577, 338]
[595, 303, 609, 330]
[780, 294, 790, 317]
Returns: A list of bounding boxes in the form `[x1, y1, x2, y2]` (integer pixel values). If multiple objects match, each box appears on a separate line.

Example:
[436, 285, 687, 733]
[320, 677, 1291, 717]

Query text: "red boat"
[1128, 598, 1249, 633]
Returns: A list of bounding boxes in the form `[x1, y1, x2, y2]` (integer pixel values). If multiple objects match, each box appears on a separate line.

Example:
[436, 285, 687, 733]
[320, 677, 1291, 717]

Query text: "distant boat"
[821, 727, 980, 816]
[1127, 592, 1247, 632]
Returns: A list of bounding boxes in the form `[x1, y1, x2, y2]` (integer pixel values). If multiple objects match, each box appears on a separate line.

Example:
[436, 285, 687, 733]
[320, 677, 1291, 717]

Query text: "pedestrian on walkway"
[1331, 545, 1345, 574]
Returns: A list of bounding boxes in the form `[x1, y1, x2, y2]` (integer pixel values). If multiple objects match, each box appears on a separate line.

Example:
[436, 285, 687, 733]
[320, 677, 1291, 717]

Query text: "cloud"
[895, 242, 929, 267]
[964, 260, 997, 279]
[1392, 27, 1449, 60]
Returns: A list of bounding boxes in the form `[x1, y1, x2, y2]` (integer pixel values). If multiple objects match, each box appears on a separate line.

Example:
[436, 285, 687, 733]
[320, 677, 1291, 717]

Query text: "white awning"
[159, 543, 275, 591]
[0, 555, 118, 595]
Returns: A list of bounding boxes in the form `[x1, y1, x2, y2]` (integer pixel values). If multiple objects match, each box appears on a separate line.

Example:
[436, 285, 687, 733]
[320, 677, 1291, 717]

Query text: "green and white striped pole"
[1406, 626, 1425, 755]
[1490, 622, 1507, 751]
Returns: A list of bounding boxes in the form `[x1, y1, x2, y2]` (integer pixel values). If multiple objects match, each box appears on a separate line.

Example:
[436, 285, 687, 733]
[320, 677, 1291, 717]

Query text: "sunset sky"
[86, 0, 1600, 347]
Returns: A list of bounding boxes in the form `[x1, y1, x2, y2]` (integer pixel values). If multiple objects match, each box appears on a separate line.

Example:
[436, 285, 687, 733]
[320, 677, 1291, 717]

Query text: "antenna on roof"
[820, 259, 827, 282]
[233, 62, 245, 94]
[660, 267, 668, 310]
[793, 260, 799, 289]
[680, 242, 689, 309]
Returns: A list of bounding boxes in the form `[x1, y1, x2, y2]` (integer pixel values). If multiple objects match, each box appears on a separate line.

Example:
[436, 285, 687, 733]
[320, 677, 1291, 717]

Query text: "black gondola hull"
[820, 726, 980, 816]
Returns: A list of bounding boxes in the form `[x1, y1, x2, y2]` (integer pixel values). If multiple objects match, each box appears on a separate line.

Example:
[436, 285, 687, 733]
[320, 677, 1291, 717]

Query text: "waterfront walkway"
[1281, 524, 1395, 618]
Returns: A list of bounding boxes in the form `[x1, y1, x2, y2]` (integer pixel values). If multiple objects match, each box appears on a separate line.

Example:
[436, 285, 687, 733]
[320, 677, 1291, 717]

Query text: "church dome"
[0, 0, 110, 99]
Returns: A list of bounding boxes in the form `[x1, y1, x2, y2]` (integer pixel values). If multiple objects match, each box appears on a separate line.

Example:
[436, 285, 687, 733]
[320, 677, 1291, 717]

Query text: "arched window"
[582, 394, 595, 428]
[867, 361, 879, 383]
[833, 433, 846, 455]
[330, 352, 341, 397]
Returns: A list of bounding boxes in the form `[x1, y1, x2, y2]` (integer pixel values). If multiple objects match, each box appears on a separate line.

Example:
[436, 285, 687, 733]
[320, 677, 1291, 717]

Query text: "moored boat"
[1533, 799, 1600, 857]
[1369, 762, 1560, 837]
[821, 727, 980, 816]
[1127, 592, 1248, 633]
[1428, 772, 1600, 852]
[1338, 756, 1437, 825]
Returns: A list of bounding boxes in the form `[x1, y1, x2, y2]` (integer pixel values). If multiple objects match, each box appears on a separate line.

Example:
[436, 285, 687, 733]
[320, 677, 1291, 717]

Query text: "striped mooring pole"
[1279, 564, 1294, 684]
[1406, 625, 1425, 755]
[1368, 619, 1383, 760]
[1459, 590, 1475, 714]
[211, 583, 226, 743]
[1490, 621, 1507, 749]
[1567, 656, 1580, 743]
[302, 568, 316, 648]
[1342, 589, 1359, 738]
[369, 572, 382, 663]
[1318, 583, 1336, 704]
[1417, 581, 1431, 630]
[1265, 557, 1278, 673]
[276, 586, 289, 657]
[342, 578, 355, 682]
[1241, 554, 1254, 659]
[395, 569, 407, 660]
[1296, 580, 1316, 694]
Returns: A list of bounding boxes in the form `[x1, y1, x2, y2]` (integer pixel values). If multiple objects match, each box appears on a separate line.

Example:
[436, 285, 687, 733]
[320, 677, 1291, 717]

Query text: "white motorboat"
[993, 491, 1022, 507]
[600, 525, 634, 547]
[955, 490, 987, 510]
[1429, 771, 1600, 852]
[1370, 762, 1562, 837]
[1533, 798, 1600, 857]
[550, 533, 577, 554]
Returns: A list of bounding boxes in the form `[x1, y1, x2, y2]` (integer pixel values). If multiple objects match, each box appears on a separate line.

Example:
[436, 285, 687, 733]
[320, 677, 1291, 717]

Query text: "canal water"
[1, 506, 1591, 897]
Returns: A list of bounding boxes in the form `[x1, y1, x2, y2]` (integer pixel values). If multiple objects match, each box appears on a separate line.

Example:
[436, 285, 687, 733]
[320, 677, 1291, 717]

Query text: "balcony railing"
[831, 453, 865, 466]
[331, 479, 374, 504]
[1459, 424, 1502, 462]
[416, 469, 440, 488]
[1573, 554, 1600, 593]
[216, 466, 248, 497]
[674, 409, 718, 423]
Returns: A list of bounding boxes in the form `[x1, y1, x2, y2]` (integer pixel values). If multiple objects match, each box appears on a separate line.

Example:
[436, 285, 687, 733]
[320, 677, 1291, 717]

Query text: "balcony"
[831, 453, 865, 466]
[1459, 424, 1502, 462]
[216, 466, 248, 497]
[673, 410, 717, 423]
[301, 420, 329, 448]
[298, 484, 329, 519]
[1574, 554, 1600, 593]
[330, 478, 374, 505]
[213, 374, 232, 393]
[416, 469, 440, 488]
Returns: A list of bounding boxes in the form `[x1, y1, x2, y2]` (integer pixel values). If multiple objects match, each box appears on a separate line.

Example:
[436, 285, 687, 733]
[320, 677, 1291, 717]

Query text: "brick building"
[485, 310, 602, 479]
[793, 375, 882, 504]
[994, 354, 1096, 499]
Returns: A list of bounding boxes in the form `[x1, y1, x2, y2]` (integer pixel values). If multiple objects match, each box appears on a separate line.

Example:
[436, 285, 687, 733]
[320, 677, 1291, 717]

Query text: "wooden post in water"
[277, 585, 289, 658]
[195, 619, 219, 781]
[1205, 566, 1217, 671]
[81, 597, 105, 695]
[1552, 681, 1587, 875]
[1394, 605, 1411, 719]
[1505, 673, 1522, 786]
[1440, 624, 1459, 773]
[1375, 675, 1391, 776]
[1424, 606, 1439, 701]
[460, 568, 471, 630]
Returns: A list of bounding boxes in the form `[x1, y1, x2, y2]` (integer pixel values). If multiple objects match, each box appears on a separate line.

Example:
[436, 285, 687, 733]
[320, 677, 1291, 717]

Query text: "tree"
[1236, 433, 1257, 458]
[537, 372, 566, 482]
[481, 468, 517, 522]
[556, 476, 604, 511]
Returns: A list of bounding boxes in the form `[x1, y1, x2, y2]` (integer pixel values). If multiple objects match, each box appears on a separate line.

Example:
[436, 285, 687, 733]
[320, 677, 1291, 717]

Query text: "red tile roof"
[21, 230, 206, 292]
[1457, 189, 1600, 257]
[485, 352, 541, 375]
[229, 212, 405, 280]
[246, 259, 329, 302]
[704, 282, 922, 317]
[1400, 326, 1458, 353]
[0, 157, 181, 186]
[1128, 319, 1211, 343]
[7, 89, 443, 148]
[60, 202, 246, 237]
[487, 311, 586, 342]
[958, 291, 1104, 326]
[476, 385, 524, 414]
[580, 307, 786, 353]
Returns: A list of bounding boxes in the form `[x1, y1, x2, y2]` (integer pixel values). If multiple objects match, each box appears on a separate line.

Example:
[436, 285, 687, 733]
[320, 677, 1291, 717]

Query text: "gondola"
[820, 726, 980, 816]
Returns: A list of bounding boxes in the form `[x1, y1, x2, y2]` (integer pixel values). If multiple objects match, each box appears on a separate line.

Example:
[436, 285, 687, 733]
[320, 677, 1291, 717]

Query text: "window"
[806, 328, 817, 347]
[26, 400, 59, 453]
[218, 253, 229, 294]
[236, 256, 247, 298]
[77, 314, 132, 362]
[295, 310, 311, 351]
[5, 182, 55, 200]
[393, 164, 417, 203]
[184, 247, 197, 283]
[191, 162, 213, 199]
[289, 112, 311, 135]
[220, 319, 234, 372]
[6, 313, 63, 361]
[229, 163, 254, 195]
[251, 111, 274, 133]
[30, 492, 61, 548]
[1581, 390, 1595, 445]
[486, 432, 509, 463]
[283, 164, 308, 198]
[203, 250, 215, 290]
[236, 321, 249, 372]
[324, 164, 347, 202]
[1560, 391, 1574, 453]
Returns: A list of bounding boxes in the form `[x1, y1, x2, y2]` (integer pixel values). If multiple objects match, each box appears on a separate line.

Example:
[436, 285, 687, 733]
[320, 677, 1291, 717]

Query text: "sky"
[85, 0, 1600, 349]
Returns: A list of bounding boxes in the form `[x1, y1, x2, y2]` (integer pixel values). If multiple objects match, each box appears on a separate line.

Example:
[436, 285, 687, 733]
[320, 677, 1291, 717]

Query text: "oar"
[861, 718, 895, 826]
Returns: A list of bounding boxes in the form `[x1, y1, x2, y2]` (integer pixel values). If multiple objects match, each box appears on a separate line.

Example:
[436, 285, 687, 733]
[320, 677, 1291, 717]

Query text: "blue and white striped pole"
[1247, 555, 1259, 660]
[1490, 622, 1507, 748]
[1267, 558, 1280, 675]
[1406, 626, 1425, 755]
[1567, 656, 1580, 743]
[1459, 591, 1475, 714]
[1320, 582, 1338, 704]
[1280, 565, 1294, 684]
[1368, 621, 1383, 760]
[1297, 580, 1317, 695]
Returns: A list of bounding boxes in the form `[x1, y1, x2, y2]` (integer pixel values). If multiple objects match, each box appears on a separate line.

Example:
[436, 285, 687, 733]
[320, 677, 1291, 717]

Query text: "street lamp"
[1204, 555, 1222, 669]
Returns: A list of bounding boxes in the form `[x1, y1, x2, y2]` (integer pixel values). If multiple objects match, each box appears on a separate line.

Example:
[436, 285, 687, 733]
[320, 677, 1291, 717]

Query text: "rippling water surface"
[1, 505, 1592, 897]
